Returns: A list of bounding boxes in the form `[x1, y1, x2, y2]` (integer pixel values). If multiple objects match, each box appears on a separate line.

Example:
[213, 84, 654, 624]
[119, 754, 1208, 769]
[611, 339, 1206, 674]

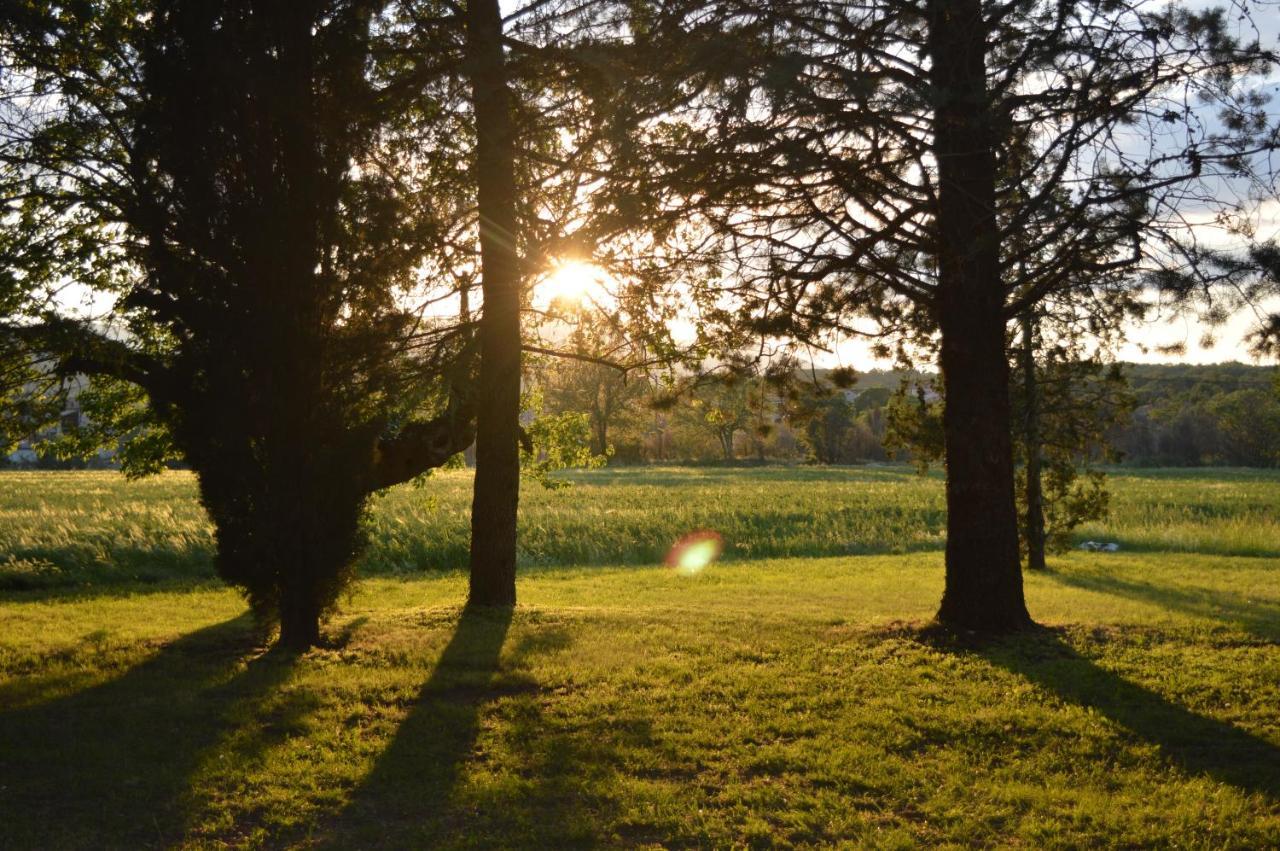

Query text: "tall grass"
[1, 466, 1276, 590]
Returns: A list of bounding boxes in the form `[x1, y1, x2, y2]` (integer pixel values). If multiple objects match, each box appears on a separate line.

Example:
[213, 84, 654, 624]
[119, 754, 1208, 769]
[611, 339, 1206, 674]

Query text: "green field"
[1, 467, 1278, 847]
[2, 466, 1277, 591]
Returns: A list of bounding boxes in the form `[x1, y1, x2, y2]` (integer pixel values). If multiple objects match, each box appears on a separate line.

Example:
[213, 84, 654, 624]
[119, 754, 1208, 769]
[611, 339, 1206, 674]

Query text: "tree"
[1210, 388, 1280, 466]
[885, 337, 1133, 567]
[388, 0, 712, 601]
[1012, 314, 1134, 568]
[1, 1, 474, 648]
[606, 0, 1276, 631]
[463, 0, 524, 607]
[536, 316, 651, 459]
[680, 376, 753, 460]
[1107, 362, 1279, 465]
[801, 394, 855, 464]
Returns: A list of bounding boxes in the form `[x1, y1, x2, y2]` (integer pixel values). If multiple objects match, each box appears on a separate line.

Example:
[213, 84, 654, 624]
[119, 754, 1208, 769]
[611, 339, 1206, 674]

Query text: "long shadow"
[963, 628, 1280, 801]
[320, 604, 516, 848]
[418, 626, 651, 847]
[1042, 568, 1280, 640]
[476, 672, 655, 846]
[0, 614, 296, 849]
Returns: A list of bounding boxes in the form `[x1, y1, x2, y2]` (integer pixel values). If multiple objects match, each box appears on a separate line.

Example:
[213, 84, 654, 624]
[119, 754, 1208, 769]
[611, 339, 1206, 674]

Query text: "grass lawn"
[0, 468, 1278, 847]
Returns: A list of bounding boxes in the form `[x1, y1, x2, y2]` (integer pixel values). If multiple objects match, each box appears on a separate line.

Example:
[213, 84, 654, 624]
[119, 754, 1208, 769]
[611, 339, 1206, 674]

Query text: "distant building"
[5, 376, 115, 468]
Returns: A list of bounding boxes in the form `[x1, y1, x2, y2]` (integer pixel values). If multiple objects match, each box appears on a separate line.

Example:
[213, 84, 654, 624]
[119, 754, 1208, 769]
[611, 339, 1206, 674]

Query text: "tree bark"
[369, 410, 476, 492]
[277, 582, 323, 651]
[929, 0, 1032, 632]
[466, 0, 521, 607]
[1020, 312, 1047, 571]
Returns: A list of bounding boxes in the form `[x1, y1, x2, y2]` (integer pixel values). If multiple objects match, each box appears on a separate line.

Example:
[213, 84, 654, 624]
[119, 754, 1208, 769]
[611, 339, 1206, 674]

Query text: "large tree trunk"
[278, 579, 323, 651]
[1020, 312, 1047, 571]
[466, 0, 521, 607]
[929, 0, 1032, 632]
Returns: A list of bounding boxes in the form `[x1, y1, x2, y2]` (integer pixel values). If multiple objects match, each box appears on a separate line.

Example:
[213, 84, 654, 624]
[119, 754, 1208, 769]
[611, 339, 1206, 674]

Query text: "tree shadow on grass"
[320, 610, 655, 848]
[926, 626, 1280, 801]
[1042, 568, 1280, 641]
[319, 604, 518, 848]
[0, 614, 296, 849]
[434, 628, 656, 847]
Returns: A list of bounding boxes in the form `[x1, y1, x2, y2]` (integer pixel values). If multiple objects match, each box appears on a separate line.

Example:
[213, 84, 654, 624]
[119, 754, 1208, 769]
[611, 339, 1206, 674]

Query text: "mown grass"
[0, 468, 1277, 847]
[1, 465, 1276, 591]
[1, 553, 1278, 848]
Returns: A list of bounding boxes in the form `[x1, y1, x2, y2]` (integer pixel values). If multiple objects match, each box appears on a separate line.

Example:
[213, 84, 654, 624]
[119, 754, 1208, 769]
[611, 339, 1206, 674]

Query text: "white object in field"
[1078, 541, 1120, 552]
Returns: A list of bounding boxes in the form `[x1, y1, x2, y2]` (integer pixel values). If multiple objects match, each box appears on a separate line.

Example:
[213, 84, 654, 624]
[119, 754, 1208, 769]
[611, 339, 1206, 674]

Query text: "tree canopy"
[1, 1, 476, 647]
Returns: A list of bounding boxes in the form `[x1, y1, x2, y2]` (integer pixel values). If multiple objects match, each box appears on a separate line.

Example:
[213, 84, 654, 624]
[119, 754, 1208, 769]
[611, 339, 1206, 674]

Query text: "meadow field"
[1, 467, 1278, 848]
[1, 465, 1277, 590]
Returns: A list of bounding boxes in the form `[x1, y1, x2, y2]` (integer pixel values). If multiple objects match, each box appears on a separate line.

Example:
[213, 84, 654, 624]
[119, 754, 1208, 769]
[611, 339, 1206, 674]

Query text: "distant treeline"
[1110, 363, 1280, 467]
[534, 361, 1279, 469]
[8, 362, 1276, 471]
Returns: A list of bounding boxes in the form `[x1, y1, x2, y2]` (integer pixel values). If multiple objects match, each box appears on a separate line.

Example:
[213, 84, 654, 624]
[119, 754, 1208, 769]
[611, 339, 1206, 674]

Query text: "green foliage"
[520, 390, 608, 489]
[1030, 466, 1111, 554]
[0, 369, 62, 457]
[48, 377, 180, 478]
[1115, 364, 1280, 467]
[883, 379, 944, 473]
[1208, 389, 1280, 467]
[678, 377, 753, 460]
[801, 394, 854, 464]
[526, 363, 1279, 470]
[1014, 350, 1134, 556]
[531, 324, 653, 463]
[798, 389, 891, 465]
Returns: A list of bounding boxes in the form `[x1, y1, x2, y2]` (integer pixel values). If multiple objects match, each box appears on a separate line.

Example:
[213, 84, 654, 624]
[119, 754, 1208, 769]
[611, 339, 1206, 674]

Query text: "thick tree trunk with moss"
[929, 0, 1032, 632]
[466, 0, 522, 607]
[1020, 313, 1047, 571]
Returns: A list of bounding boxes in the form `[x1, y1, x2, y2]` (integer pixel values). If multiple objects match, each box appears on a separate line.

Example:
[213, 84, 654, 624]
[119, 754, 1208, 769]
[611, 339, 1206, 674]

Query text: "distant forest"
[8, 362, 1278, 471]
[531, 361, 1280, 469]
[1110, 363, 1280, 468]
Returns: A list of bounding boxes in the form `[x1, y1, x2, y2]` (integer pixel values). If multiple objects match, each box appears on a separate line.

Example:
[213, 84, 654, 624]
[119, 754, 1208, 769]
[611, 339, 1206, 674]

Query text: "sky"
[827, 308, 1274, 373]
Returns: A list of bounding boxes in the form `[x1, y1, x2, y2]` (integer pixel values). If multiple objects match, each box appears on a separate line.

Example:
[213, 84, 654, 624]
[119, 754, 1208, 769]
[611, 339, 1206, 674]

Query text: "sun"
[538, 259, 605, 306]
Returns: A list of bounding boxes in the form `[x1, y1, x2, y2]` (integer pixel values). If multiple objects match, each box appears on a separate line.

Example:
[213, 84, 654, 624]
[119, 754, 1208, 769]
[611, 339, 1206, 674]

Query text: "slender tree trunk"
[466, 0, 520, 607]
[1020, 312, 1047, 571]
[929, 0, 1032, 632]
[592, 388, 608, 457]
[755, 388, 767, 462]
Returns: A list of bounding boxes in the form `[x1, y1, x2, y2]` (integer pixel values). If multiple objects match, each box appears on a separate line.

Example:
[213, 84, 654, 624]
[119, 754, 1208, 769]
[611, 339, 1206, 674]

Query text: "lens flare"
[666, 530, 724, 576]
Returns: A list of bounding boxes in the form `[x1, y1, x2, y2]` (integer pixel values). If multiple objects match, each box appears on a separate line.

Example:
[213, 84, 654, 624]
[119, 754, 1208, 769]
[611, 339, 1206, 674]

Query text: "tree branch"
[368, 404, 476, 492]
[521, 343, 640, 373]
[1, 318, 168, 397]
